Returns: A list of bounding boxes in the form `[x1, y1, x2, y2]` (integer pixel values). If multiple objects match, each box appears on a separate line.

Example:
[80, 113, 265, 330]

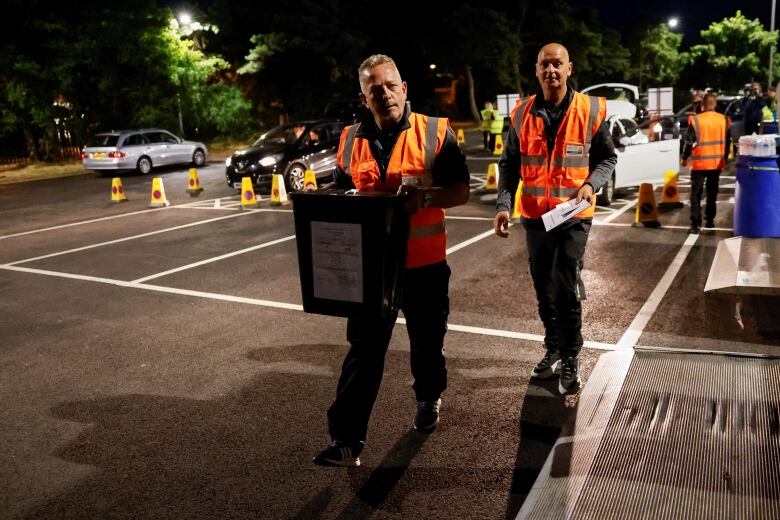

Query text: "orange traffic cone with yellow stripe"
[111, 177, 127, 203]
[149, 177, 169, 207]
[633, 183, 661, 227]
[658, 170, 683, 209]
[240, 177, 257, 209]
[186, 168, 204, 197]
[271, 174, 289, 206]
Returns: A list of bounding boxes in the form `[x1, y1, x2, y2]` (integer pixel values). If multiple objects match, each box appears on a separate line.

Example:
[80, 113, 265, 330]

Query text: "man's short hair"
[358, 54, 396, 77]
[703, 92, 717, 105]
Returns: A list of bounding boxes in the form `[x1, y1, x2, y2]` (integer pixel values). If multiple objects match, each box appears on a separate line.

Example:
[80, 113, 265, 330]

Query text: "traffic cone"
[511, 181, 523, 222]
[456, 128, 465, 146]
[149, 177, 169, 207]
[485, 163, 499, 191]
[303, 169, 318, 191]
[728, 142, 734, 161]
[240, 177, 257, 209]
[493, 134, 504, 155]
[271, 174, 289, 206]
[186, 168, 204, 197]
[633, 183, 661, 227]
[111, 177, 127, 203]
[658, 170, 683, 209]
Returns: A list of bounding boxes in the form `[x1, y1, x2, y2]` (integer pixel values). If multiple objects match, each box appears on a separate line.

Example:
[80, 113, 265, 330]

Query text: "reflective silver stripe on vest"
[698, 140, 725, 146]
[424, 116, 440, 172]
[521, 155, 546, 166]
[342, 124, 360, 176]
[692, 154, 725, 160]
[551, 187, 579, 198]
[691, 115, 701, 142]
[409, 220, 446, 239]
[553, 156, 589, 168]
[522, 185, 546, 196]
[514, 97, 531, 137]
[585, 95, 599, 153]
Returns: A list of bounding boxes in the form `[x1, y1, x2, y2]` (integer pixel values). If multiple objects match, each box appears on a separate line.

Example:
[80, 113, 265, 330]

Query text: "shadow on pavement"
[504, 378, 577, 520]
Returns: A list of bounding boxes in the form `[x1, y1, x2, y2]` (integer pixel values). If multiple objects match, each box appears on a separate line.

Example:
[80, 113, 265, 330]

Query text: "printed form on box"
[541, 199, 592, 232]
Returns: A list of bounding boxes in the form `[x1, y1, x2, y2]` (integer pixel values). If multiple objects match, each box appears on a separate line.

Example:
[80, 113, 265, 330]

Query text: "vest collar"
[356, 102, 412, 138]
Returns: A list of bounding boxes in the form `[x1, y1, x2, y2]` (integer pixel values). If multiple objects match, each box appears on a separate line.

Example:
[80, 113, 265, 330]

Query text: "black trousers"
[690, 169, 720, 227]
[483, 131, 498, 151]
[327, 261, 451, 442]
[523, 218, 591, 360]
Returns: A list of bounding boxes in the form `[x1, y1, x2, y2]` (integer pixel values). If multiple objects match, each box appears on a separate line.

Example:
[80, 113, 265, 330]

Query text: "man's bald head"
[535, 43, 572, 102]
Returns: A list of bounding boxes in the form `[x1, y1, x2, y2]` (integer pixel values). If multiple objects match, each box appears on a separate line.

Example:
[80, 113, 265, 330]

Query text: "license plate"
[233, 182, 242, 189]
[92, 152, 106, 159]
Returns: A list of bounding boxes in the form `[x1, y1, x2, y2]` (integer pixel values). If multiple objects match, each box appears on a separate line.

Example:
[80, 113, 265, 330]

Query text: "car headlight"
[259, 154, 283, 167]
[225, 156, 232, 167]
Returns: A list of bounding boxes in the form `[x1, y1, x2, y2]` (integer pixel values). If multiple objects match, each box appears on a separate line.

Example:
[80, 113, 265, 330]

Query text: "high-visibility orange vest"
[337, 113, 448, 269]
[510, 92, 606, 219]
[688, 111, 728, 170]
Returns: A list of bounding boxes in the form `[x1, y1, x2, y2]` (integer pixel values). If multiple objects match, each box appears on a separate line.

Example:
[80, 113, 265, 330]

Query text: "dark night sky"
[576, 0, 776, 43]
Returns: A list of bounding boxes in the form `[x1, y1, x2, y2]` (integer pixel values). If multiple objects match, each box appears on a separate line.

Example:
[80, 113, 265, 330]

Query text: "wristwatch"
[423, 191, 434, 208]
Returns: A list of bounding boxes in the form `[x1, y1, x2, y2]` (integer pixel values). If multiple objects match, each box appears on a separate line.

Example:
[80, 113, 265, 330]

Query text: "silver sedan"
[82, 129, 208, 174]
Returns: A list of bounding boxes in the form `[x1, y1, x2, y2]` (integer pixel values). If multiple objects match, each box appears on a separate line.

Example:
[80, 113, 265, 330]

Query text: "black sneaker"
[312, 440, 364, 467]
[688, 226, 700, 234]
[704, 220, 715, 229]
[531, 350, 561, 379]
[559, 357, 581, 395]
[413, 398, 441, 432]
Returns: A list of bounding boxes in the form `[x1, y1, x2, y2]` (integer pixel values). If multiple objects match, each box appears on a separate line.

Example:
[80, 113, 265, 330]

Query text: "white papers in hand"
[541, 199, 592, 232]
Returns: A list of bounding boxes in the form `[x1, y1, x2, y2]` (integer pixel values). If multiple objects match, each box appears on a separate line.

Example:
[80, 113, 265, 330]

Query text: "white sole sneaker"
[531, 359, 561, 379]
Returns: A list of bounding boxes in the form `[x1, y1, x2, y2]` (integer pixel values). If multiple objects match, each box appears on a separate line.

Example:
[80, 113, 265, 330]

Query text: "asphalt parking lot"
[1, 157, 779, 519]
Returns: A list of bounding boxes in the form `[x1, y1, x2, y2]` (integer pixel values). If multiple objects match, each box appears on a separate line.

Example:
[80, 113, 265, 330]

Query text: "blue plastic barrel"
[734, 155, 780, 237]
[760, 121, 779, 134]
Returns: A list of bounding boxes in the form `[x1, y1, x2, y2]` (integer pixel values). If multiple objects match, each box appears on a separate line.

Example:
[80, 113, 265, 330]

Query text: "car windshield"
[88, 134, 119, 147]
[254, 124, 307, 146]
[586, 86, 636, 103]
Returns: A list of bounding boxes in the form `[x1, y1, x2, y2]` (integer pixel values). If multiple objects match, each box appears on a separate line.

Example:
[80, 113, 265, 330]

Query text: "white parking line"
[599, 199, 638, 224]
[6, 210, 262, 266]
[616, 232, 700, 348]
[0, 264, 616, 351]
[130, 234, 296, 283]
[446, 228, 496, 255]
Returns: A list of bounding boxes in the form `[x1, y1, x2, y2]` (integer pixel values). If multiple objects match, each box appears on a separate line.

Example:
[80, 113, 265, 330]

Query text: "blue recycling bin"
[734, 155, 780, 237]
[760, 121, 779, 134]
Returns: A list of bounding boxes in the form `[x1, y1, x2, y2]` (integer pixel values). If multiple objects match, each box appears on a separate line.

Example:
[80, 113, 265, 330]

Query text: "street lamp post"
[770, 0, 776, 89]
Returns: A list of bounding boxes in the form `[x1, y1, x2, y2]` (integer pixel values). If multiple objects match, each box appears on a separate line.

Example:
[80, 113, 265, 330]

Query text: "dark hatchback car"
[225, 120, 346, 192]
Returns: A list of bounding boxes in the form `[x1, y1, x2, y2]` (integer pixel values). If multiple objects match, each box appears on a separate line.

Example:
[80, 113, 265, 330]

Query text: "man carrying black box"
[313, 54, 470, 467]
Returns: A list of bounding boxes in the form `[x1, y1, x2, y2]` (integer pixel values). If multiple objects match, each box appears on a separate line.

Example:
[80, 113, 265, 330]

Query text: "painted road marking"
[130, 234, 296, 283]
[616, 232, 700, 348]
[6, 210, 263, 266]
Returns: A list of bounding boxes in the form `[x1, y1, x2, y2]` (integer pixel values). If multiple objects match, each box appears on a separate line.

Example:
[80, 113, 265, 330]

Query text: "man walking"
[313, 54, 470, 467]
[493, 43, 616, 394]
[682, 92, 730, 233]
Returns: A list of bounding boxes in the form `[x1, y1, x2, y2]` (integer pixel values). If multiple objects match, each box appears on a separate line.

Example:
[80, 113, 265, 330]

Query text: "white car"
[597, 116, 680, 206]
[82, 129, 208, 175]
[582, 83, 640, 119]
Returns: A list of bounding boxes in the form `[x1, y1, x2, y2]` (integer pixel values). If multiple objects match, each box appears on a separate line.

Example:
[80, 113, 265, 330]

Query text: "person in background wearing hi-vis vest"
[681, 92, 730, 234]
[481, 101, 504, 151]
[312, 54, 470, 467]
[493, 43, 616, 395]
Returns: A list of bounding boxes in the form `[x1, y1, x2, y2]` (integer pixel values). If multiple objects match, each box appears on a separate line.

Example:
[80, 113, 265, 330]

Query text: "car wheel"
[137, 156, 152, 175]
[192, 149, 206, 167]
[596, 172, 615, 206]
[285, 163, 306, 192]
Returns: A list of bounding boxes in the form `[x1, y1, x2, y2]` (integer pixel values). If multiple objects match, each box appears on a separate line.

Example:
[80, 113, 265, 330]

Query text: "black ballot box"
[289, 190, 410, 320]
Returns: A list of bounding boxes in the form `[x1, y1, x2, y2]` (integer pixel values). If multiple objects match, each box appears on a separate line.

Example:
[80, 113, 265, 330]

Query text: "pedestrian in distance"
[493, 43, 616, 395]
[742, 82, 768, 136]
[312, 54, 470, 467]
[480, 101, 504, 152]
[681, 92, 730, 234]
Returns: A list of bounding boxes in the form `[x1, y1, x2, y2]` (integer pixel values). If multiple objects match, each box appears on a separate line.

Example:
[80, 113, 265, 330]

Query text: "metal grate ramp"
[519, 349, 780, 519]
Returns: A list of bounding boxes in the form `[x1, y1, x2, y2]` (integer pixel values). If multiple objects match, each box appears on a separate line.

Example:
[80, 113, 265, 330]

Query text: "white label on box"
[311, 221, 363, 303]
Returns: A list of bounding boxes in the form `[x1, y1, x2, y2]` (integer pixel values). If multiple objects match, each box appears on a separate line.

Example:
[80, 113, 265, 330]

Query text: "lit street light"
[668, 17, 679, 29]
[178, 12, 191, 25]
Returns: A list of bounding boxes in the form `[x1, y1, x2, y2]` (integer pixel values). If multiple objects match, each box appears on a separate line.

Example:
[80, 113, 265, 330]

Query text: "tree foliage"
[682, 11, 779, 91]
[639, 23, 686, 88]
